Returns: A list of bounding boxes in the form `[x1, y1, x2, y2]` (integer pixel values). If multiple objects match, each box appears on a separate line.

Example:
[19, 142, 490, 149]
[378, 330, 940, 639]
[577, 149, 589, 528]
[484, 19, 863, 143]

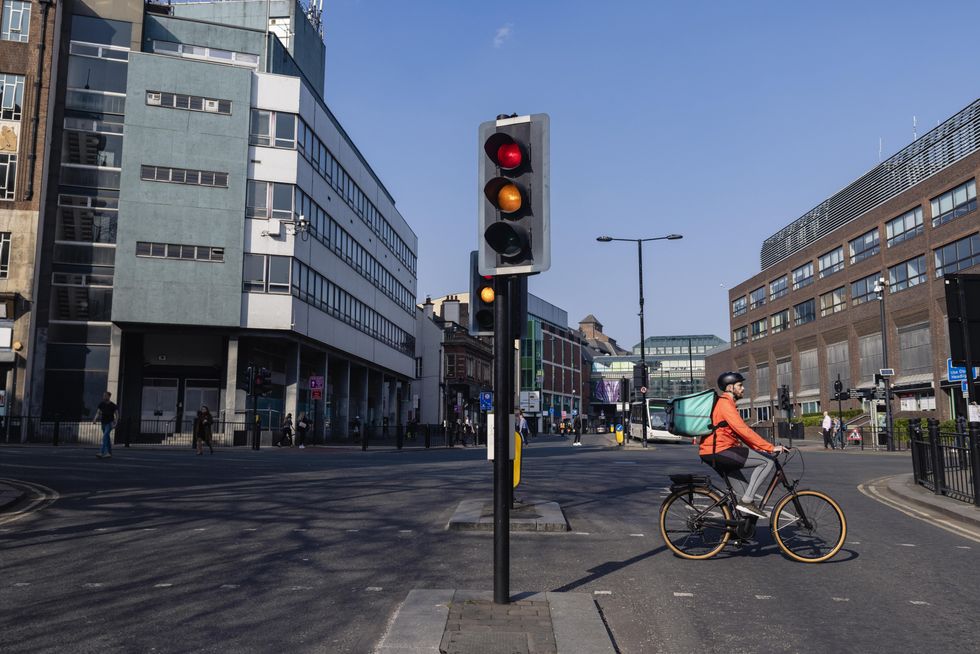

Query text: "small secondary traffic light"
[779, 385, 791, 411]
[469, 250, 496, 334]
[478, 113, 550, 276]
[255, 367, 272, 396]
[242, 365, 254, 395]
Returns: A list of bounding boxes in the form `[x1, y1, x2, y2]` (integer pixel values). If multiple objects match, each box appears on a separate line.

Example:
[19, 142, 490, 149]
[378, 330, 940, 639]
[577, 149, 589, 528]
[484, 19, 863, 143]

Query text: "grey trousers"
[728, 449, 775, 503]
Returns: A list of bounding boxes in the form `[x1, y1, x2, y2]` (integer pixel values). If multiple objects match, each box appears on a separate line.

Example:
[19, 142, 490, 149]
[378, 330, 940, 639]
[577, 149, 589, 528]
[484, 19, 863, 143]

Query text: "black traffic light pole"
[493, 275, 514, 605]
[836, 374, 844, 440]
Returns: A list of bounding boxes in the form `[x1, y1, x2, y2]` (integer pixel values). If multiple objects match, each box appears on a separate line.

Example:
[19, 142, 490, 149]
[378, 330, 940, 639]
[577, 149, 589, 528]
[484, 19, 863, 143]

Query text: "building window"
[249, 109, 296, 148]
[849, 228, 880, 264]
[776, 358, 792, 390]
[819, 286, 846, 316]
[826, 341, 850, 390]
[135, 241, 223, 262]
[770, 309, 789, 334]
[732, 325, 747, 346]
[732, 295, 747, 318]
[1, 1, 30, 42]
[751, 317, 767, 341]
[851, 272, 880, 306]
[818, 246, 844, 279]
[756, 364, 770, 397]
[150, 40, 260, 68]
[756, 406, 771, 422]
[769, 275, 788, 301]
[243, 253, 290, 293]
[931, 179, 976, 228]
[0, 231, 9, 277]
[0, 72, 24, 121]
[799, 348, 818, 389]
[888, 255, 926, 293]
[885, 207, 923, 247]
[792, 298, 815, 326]
[858, 333, 882, 382]
[791, 262, 814, 290]
[0, 153, 14, 200]
[140, 165, 228, 188]
[898, 323, 931, 376]
[934, 233, 980, 277]
[801, 400, 820, 415]
[147, 90, 231, 115]
[749, 286, 765, 310]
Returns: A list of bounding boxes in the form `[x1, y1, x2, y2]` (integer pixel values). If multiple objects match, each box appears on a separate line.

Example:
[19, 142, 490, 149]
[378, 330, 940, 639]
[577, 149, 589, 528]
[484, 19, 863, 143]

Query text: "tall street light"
[873, 276, 895, 451]
[597, 233, 683, 447]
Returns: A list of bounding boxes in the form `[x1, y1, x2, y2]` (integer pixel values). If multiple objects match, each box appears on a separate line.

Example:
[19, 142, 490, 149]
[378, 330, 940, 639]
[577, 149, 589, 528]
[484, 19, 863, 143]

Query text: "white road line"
[154, 583, 173, 588]
[898, 543, 916, 547]
[573, 532, 591, 536]
[910, 600, 930, 605]
[956, 546, 971, 549]
[290, 586, 313, 591]
[82, 583, 104, 588]
[346, 529, 360, 532]
[365, 587, 382, 592]
[220, 584, 239, 589]
[755, 595, 772, 600]
[293, 528, 308, 532]
[193, 528, 207, 532]
[243, 528, 257, 532]
[142, 528, 157, 531]
[832, 597, 849, 602]
[398, 530, 412, 534]
[0, 479, 59, 527]
[858, 478, 980, 544]
[593, 591, 612, 595]
[629, 533, 644, 537]
[673, 592, 694, 597]
[846, 541, 861, 545]
[14, 582, 30, 587]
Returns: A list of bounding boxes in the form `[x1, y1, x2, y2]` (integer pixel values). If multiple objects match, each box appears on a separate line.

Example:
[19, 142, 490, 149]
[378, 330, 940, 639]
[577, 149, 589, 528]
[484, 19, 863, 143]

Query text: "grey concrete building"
[28, 0, 417, 440]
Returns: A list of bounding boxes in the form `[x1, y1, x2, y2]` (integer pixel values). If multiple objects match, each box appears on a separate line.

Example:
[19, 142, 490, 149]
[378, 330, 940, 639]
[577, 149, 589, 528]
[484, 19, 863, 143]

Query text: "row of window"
[136, 241, 224, 262]
[140, 165, 229, 188]
[246, 180, 416, 314]
[733, 179, 978, 318]
[150, 39, 260, 68]
[248, 108, 417, 275]
[290, 258, 416, 356]
[0, 0, 28, 42]
[146, 90, 232, 115]
[733, 235, 979, 345]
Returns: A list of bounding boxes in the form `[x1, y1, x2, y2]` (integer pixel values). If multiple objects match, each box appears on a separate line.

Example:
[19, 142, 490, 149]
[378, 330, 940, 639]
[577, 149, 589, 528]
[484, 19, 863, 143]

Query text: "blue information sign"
[480, 391, 493, 411]
[947, 358, 979, 382]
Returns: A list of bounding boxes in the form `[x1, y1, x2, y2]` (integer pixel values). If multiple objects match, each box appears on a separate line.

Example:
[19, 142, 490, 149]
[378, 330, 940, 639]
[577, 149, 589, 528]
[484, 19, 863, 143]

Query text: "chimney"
[443, 295, 461, 325]
[423, 296, 434, 319]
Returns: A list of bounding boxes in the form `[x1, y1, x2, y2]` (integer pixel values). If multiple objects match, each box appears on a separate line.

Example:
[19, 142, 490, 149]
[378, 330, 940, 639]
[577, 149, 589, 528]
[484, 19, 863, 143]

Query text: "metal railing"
[910, 418, 980, 506]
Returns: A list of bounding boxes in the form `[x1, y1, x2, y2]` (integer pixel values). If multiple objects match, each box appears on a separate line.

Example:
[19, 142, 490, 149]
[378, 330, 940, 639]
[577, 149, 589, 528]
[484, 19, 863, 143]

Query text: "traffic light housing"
[834, 378, 843, 395]
[254, 367, 272, 396]
[469, 250, 496, 335]
[478, 113, 550, 276]
[779, 385, 791, 411]
[632, 361, 648, 391]
[241, 365, 254, 395]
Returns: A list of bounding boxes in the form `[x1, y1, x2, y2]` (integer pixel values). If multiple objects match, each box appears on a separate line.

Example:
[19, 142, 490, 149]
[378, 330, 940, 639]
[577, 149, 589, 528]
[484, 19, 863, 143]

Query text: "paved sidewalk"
[881, 472, 980, 530]
[375, 589, 615, 654]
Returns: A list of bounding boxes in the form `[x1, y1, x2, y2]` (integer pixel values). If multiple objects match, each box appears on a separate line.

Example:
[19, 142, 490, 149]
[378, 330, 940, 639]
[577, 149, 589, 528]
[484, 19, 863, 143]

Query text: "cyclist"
[700, 372, 787, 519]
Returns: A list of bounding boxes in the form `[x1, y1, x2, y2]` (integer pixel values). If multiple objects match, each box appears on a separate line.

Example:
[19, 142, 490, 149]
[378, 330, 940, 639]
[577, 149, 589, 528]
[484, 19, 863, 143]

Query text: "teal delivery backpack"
[666, 389, 721, 438]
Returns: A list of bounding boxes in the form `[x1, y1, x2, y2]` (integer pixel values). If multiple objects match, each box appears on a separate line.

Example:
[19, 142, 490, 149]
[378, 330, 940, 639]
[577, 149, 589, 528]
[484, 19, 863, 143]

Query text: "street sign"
[639, 386, 648, 395]
[616, 424, 623, 432]
[480, 391, 493, 411]
[947, 358, 979, 382]
[311, 388, 322, 400]
[548, 407, 554, 416]
[963, 380, 969, 394]
[309, 375, 324, 390]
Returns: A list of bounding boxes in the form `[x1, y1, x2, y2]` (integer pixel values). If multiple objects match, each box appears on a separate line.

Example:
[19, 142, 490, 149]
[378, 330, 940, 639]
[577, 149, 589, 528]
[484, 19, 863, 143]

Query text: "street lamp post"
[597, 234, 683, 448]
[874, 276, 895, 452]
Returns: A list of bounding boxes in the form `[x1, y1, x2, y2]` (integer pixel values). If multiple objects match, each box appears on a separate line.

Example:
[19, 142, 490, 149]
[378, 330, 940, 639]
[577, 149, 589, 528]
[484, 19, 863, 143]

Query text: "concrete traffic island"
[374, 589, 616, 654]
[446, 498, 569, 532]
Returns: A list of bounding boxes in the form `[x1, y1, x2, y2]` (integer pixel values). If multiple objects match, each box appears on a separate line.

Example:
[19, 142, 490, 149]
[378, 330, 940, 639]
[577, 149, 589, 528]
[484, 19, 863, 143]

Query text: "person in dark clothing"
[94, 391, 118, 459]
[276, 413, 293, 447]
[194, 406, 214, 455]
[296, 412, 309, 449]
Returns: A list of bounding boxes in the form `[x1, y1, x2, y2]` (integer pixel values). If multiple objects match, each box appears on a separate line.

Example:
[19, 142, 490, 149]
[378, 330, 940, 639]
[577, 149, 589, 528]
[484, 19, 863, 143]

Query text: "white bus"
[629, 398, 685, 443]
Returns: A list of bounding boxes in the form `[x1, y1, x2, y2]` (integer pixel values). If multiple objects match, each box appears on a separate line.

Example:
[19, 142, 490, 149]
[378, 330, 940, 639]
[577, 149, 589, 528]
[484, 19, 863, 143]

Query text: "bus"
[628, 398, 685, 443]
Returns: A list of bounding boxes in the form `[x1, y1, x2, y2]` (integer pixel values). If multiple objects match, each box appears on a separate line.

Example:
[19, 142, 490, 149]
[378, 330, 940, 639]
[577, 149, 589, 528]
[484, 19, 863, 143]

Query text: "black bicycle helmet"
[717, 371, 746, 390]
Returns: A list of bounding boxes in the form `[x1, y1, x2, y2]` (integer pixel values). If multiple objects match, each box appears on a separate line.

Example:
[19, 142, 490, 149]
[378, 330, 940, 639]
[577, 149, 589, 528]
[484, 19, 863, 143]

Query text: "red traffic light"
[484, 133, 526, 171]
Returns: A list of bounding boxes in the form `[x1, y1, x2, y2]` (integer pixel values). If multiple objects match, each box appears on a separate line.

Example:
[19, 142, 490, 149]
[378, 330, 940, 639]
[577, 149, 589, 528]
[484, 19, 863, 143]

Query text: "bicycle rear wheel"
[771, 490, 846, 563]
[659, 487, 732, 560]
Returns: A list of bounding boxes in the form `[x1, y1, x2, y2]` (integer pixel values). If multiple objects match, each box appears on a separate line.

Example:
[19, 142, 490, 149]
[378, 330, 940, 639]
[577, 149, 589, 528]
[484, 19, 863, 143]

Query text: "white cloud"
[493, 23, 513, 48]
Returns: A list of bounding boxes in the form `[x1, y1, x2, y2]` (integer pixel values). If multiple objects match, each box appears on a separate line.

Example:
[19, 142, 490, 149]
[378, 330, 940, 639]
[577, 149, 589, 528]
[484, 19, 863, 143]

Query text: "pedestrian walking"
[573, 416, 583, 446]
[352, 415, 362, 441]
[296, 412, 309, 448]
[193, 405, 214, 455]
[821, 411, 834, 449]
[93, 391, 118, 459]
[832, 417, 844, 450]
[516, 409, 530, 446]
[276, 413, 293, 447]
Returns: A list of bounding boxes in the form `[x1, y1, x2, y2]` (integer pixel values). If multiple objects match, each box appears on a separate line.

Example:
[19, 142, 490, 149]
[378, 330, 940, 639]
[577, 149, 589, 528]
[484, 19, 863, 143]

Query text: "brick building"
[707, 96, 980, 424]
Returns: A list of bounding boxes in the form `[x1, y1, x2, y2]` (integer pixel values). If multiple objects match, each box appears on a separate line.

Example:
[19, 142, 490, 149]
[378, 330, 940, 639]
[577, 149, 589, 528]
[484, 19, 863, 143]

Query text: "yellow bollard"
[513, 431, 522, 488]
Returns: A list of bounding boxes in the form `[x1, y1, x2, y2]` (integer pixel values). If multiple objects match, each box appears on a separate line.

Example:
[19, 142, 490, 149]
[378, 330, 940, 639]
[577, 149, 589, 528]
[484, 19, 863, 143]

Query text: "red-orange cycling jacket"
[699, 392, 774, 456]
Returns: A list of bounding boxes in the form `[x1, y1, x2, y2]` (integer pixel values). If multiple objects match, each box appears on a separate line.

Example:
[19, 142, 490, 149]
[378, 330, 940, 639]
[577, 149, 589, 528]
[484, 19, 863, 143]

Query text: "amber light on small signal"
[479, 286, 496, 304]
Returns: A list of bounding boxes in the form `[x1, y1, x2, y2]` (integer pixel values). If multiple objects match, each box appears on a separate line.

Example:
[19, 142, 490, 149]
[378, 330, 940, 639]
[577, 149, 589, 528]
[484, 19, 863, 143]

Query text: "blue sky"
[321, 0, 980, 348]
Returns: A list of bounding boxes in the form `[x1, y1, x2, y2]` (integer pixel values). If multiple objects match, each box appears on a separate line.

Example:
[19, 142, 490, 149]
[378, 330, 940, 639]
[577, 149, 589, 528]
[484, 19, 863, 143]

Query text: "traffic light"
[834, 378, 843, 395]
[779, 385, 791, 411]
[478, 113, 550, 276]
[632, 361, 648, 391]
[241, 365, 254, 395]
[469, 250, 495, 334]
[254, 367, 272, 396]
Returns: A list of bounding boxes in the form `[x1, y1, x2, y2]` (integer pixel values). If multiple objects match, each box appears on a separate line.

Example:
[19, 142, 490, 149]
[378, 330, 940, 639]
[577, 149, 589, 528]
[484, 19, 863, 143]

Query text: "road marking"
[673, 592, 694, 597]
[0, 479, 60, 527]
[956, 546, 971, 549]
[193, 528, 207, 532]
[243, 528, 257, 532]
[142, 528, 157, 531]
[629, 533, 644, 537]
[347, 529, 360, 532]
[398, 530, 412, 534]
[573, 532, 591, 536]
[14, 582, 30, 587]
[910, 600, 930, 605]
[365, 587, 382, 592]
[846, 541, 861, 545]
[832, 597, 849, 602]
[220, 584, 239, 589]
[290, 586, 313, 591]
[898, 543, 916, 547]
[82, 583, 104, 588]
[858, 477, 980, 544]
[293, 528, 308, 532]
[755, 595, 772, 600]
[154, 583, 173, 588]
[612, 462, 637, 465]
[594, 591, 612, 595]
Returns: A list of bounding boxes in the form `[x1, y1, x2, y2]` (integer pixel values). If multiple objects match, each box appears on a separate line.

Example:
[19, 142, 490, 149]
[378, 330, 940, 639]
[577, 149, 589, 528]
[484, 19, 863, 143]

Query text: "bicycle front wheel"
[659, 487, 732, 560]
[771, 490, 846, 563]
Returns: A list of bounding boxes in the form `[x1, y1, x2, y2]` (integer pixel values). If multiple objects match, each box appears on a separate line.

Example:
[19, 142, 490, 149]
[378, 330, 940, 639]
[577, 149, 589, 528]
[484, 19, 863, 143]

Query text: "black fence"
[910, 418, 980, 506]
[0, 417, 479, 452]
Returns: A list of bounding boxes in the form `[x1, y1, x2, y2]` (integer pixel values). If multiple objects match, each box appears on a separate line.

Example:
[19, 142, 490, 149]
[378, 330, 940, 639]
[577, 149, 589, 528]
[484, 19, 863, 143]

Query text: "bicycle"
[658, 449, 846, 563]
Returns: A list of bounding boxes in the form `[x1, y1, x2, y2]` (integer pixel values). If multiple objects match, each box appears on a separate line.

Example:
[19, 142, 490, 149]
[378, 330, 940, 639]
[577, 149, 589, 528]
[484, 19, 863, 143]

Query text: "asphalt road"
[1, 436, 977, 653]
